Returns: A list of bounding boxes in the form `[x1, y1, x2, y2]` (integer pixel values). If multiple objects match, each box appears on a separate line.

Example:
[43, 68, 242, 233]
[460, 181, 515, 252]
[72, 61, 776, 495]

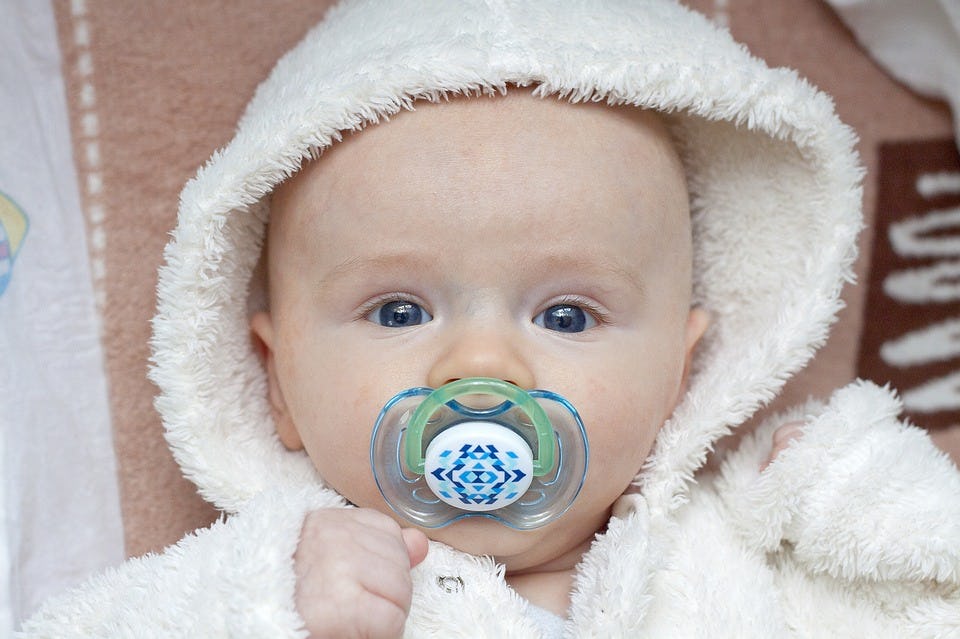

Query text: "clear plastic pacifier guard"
[370, 378, 589, 530]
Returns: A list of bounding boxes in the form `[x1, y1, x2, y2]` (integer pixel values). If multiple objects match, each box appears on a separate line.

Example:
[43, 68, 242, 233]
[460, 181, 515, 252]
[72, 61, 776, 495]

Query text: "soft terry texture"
[20, 0, 960, 637]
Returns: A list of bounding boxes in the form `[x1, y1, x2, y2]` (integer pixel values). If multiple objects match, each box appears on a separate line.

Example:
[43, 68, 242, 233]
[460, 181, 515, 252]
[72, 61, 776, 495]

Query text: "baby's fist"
[293, 508, 429, 639]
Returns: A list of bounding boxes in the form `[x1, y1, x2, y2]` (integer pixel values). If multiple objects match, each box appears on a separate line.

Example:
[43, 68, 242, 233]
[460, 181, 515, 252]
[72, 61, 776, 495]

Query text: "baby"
[251, 92, 711, 632]
[20, 0, 960, 637]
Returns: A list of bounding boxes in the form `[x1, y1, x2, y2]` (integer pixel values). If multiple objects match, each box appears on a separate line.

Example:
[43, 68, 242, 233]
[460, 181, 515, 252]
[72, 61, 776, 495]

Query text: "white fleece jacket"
[19, 0, 960, 637]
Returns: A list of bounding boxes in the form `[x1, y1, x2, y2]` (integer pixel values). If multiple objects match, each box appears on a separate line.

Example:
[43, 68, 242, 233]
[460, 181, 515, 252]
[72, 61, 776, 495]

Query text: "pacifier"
[370, 377, 589, 530]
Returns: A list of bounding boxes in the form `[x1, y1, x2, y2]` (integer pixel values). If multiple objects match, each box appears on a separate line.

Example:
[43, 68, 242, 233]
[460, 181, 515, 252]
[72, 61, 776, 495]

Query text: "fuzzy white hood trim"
[150, 0, 862, 515]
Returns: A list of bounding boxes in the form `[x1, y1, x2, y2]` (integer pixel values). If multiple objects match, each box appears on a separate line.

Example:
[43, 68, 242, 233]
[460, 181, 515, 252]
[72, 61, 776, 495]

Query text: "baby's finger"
[345, 507, 409, 535]
[772, 421, 805, 448]
[760, 421, 806, 471]
[353, 588, 410, 639]
[355, 549, 416, 615]
[349, 519, 417, 568]
[401, 527, 429, 568]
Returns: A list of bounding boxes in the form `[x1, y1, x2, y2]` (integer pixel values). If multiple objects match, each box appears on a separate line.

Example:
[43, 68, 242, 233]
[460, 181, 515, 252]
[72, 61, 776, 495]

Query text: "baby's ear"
[679, 307, 710, 398]
[250, 311, 304, 451]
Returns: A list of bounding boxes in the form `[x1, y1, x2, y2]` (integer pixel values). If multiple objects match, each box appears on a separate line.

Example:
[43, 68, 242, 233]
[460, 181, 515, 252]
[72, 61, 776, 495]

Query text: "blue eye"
[534, 304, 596, 333]
[369, 300, 432, 328]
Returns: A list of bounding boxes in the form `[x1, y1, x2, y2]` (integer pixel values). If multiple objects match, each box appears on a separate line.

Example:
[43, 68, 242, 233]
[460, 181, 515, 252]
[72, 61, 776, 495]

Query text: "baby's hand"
[293, 508, 429, 639]
[760, 421, 805, 471]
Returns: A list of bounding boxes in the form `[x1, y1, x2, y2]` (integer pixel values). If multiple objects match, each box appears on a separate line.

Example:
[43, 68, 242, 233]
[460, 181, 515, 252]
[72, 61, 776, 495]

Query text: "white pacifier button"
[423, 421, 534, 512]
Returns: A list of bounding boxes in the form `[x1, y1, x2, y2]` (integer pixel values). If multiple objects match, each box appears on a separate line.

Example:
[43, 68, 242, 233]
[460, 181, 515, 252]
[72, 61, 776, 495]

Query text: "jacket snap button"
[436, 575, 464, 593]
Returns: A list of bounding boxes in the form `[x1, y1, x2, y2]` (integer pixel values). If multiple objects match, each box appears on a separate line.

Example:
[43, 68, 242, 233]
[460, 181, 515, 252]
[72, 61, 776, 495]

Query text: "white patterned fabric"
[827, 0, 960, 149]
[0, 0, 123, 631]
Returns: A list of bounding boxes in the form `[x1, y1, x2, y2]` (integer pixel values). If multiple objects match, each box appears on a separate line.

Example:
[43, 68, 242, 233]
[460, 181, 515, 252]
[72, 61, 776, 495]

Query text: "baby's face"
[253, 91, 706, 572]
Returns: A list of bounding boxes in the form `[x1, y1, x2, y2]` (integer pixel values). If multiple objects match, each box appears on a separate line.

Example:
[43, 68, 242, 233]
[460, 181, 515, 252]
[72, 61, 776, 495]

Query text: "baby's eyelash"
[552, 295, 610, 325]
[353, 292, 424, 321]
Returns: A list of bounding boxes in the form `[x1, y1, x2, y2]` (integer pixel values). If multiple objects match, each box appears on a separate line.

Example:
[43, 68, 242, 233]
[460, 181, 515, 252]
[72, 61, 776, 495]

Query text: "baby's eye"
[367, 299, 433, 328]
[533, 304, 597, 333]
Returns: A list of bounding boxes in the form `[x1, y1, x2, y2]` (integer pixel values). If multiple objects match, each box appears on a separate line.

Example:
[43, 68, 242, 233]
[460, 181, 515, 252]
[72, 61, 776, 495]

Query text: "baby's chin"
[428, 517, 530, 554]
[418, 515, 590, 573]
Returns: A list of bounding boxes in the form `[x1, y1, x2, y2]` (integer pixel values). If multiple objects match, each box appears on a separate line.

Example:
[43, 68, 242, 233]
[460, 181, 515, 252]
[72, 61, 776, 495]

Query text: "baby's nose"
[426, 330, 535, 391]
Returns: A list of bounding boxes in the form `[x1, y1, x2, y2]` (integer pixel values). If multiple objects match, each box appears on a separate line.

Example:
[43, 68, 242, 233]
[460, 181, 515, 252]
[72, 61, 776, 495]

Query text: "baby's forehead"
[334, 90, 679, 171]
[272, 90, 687, 233]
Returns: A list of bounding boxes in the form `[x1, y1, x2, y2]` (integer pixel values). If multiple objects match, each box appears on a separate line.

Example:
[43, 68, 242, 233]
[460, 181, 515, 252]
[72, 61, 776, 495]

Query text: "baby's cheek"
[582, 415, 653, 498]
[309, 443, 382, 508]
[601, 395, 661, 453]
[296, 397, 373, 497]
[351, 380, 381, 417]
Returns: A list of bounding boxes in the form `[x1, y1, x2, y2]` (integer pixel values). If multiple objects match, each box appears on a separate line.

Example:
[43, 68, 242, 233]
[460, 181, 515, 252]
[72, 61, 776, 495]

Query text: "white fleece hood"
[150, 0, 862, 517]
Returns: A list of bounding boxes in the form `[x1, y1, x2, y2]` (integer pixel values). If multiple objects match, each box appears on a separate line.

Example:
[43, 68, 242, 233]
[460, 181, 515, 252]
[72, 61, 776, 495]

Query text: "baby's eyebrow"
[318, 253, 432, 287]
[521, 253, 646, 296]
[319, 251, 645, 296]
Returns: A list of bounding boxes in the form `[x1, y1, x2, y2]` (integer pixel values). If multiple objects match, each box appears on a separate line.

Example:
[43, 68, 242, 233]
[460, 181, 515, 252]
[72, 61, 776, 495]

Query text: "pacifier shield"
[424, 422, 534, 512]
[370, 377, 588, 529]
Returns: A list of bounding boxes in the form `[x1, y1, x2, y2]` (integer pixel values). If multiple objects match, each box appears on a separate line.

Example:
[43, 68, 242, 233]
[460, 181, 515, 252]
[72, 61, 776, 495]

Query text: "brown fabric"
[51, 0, 338, 556]
[50, 0, 955, 558]
[858, 139, 960, 431]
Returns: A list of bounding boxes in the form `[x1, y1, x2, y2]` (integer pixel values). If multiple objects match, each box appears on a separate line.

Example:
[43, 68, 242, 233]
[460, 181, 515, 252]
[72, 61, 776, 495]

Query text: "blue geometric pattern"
[429, 443, 528, 507]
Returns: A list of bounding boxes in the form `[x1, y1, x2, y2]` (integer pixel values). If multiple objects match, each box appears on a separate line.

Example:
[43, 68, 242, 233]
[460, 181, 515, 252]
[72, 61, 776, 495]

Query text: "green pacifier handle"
[404, 378, 555, 476]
